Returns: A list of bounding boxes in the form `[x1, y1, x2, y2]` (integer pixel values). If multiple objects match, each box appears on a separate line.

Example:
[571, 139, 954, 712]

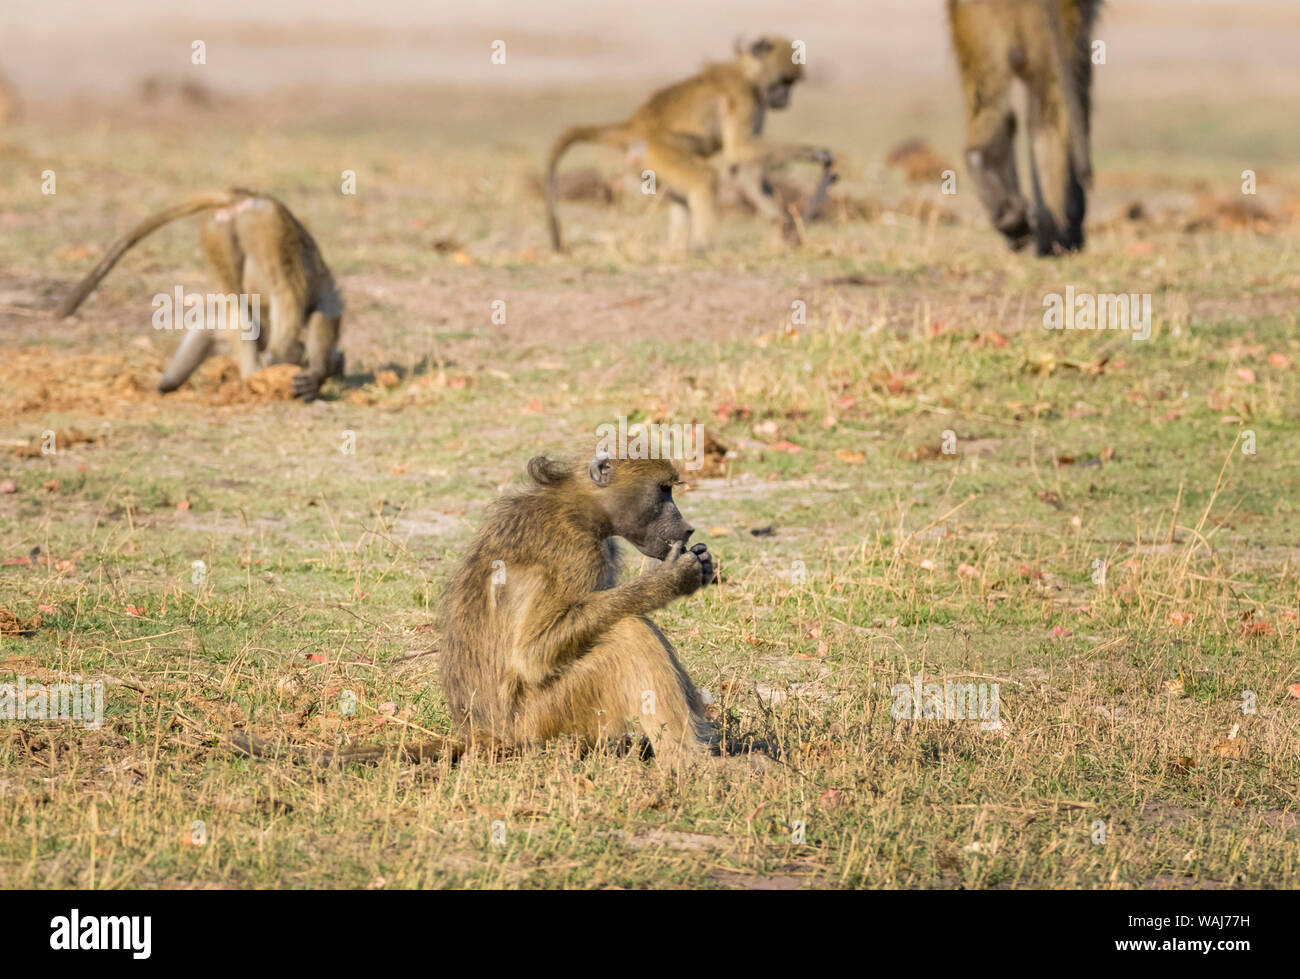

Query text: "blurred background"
[3, 0, 1299, 98]
[3, 0, 1298, 364]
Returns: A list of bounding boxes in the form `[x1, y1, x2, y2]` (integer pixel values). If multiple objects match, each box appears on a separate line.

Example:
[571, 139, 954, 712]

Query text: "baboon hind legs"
[520, 616, 717, 768]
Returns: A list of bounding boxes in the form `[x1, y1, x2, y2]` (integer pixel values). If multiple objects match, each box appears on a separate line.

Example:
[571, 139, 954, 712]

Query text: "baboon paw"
[815, 147, 835, 168]
[1005, 231, 1034, 253]
[292, 371, 323, 401]
[688, 542, 715, 586]
[666, 541, 713, 594]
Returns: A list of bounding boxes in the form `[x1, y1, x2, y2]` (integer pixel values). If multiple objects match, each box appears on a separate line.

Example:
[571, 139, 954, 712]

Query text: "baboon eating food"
[55, 189, 344, 400]
[205, 450, 724, 771]
[948, 0, 1099, 254]
[440, 448, 720, 766]
[546, 35, 835, 253]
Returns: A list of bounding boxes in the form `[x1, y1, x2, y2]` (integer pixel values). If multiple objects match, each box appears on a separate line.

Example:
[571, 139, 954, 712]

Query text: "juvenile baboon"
[546, 35, 835, 253]
[441, 448, 720, 766]
[55, 189, 344, 400]
[948, 0, 1099, 255]
[209, 449, 725, 770]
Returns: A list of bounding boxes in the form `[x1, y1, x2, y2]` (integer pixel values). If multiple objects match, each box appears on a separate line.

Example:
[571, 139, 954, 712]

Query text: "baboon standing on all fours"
[440, 449, 720, 766]
[55, 189, 344, 400]
[948, 0, 1099, 254]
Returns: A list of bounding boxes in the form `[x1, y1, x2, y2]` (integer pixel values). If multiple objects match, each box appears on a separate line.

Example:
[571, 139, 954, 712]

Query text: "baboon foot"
[995, 210, 1034, 252]
[1004, 229, 1034, 252]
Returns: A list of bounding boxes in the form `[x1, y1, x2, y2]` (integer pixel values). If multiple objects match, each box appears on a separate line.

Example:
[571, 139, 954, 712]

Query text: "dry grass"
[1, 74, 1298, 889]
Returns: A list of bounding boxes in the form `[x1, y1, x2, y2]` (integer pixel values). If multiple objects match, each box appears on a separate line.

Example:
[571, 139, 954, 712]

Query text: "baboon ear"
[750, 37, 774, 58]
[588, 449, 614, 486]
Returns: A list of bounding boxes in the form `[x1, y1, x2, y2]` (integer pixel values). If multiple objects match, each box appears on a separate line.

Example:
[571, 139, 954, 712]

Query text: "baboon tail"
[546, 123, 629, 252]
[1043, 0, 1091, 188]
[227, 729, 462, 767]
[54, 189, 247, 318]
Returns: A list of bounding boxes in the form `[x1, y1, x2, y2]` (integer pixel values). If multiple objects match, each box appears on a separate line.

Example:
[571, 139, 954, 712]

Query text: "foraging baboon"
[55, 189, 344, 400]
[441, 449, 719, 766]
[948, 0, 1099, 254]
[546, 35, 835, 252]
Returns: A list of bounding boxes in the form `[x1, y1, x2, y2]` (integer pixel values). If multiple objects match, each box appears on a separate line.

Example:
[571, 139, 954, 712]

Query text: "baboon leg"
[643, 139, 717, 253]
[157, 328, 216, 393]
[683, 184, 717, 253]
[198, 217, 261, 377]
[237, 333, 261, 379]
[293, 310, 341, 400]
[731, 162, 789, 227]
[304, 312, 340, 378]
[667, 196, 691, 252]
[951, 4, 1033, 251]
[733, 162, 800, 240]
[520, 617, 714, 766]
[199, 215, 244, 295]
[1026, 82, 1086, 255]
[235, 203, 308, 369]
[967, 107, 1033, 251]
[257, 285, 306, 367]
[800, 166, 839, 224]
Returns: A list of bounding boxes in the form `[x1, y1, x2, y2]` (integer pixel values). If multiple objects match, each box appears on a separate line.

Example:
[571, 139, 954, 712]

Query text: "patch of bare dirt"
[0, 348, 308, 421]
[1099, 194, 1291, 235]
[708, 868, 818, 889]
[619, 829, 730, 851]
[886, 138, 954, 185]
[9, 427, 98, 458]
[0, 608, 41, 637]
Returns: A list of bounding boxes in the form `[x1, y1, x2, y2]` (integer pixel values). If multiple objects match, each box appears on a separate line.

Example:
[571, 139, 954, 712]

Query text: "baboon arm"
[800, 166, 839, 223]
[721, 112, 824, 168]
[525, 575, 678, 673]
[730, 162, 789, 224]
[157, 328, 216, 393]
[747, 140, 826, 167]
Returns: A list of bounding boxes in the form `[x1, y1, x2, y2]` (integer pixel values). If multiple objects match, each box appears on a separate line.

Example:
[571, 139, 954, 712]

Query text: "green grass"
[1, 84, 1298, 889]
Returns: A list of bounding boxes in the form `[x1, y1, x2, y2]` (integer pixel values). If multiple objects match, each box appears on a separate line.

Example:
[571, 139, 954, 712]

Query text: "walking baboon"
[948, 0, 1098, 255]
[55, 189, 344, 400]
[546, 35, 835, 253]
[441, 449, 719, 766]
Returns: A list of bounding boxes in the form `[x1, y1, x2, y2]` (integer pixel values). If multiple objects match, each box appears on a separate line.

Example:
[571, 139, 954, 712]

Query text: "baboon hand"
[292, 370, 324, 402]
[815, 147, 835, 168]
[663, 541, 713, 596]
[689, 542, 715, 586]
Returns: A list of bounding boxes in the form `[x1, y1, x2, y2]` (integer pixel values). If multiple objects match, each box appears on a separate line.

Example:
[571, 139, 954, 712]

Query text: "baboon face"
[591, 454, 694, 560]
[741, 35, 803, 110]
